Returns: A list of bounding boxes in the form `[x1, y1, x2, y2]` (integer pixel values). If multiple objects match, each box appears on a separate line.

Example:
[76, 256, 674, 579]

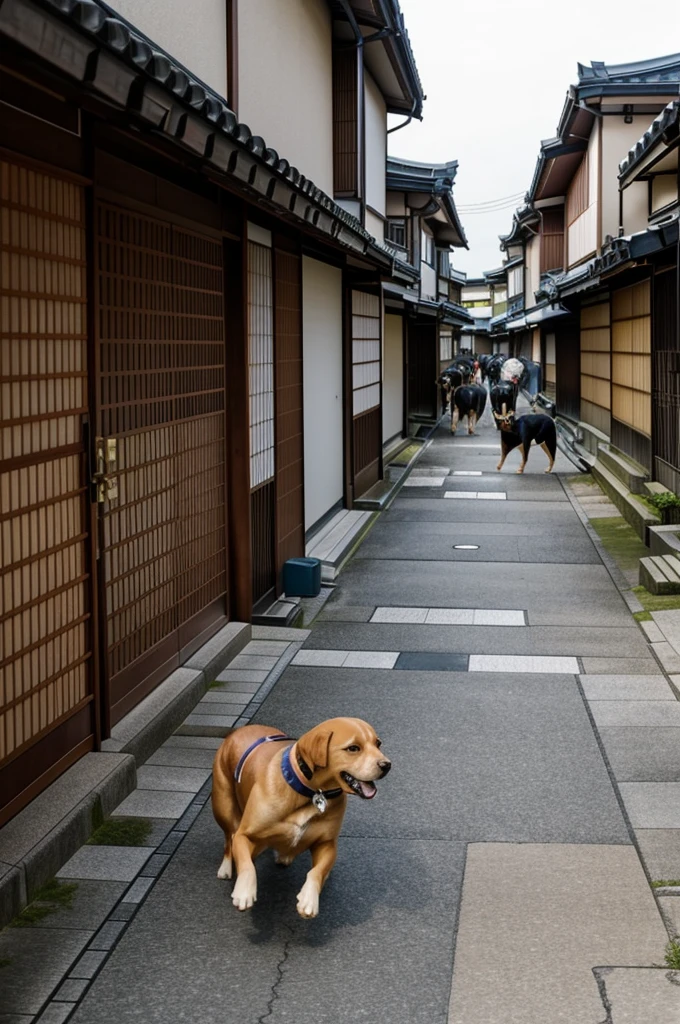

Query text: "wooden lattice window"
[0, 158, 92, 771]
[352, 291, 381, 416]
[248, 241, 275, 488]
[611, 281, 651, 438]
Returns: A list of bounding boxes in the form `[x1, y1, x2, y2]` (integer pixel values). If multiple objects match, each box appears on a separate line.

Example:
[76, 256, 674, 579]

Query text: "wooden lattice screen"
[351, 290, 381, 497]
[274, 248, 304, 584]
[611, 280, 651, 439]
[0, 157, 94, 822]
[96, 203, 227, 722]
[580, 300, 611, 436]
[247, 239, 275, 605]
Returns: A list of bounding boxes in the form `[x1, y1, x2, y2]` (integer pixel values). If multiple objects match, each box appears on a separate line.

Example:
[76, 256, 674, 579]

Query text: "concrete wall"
[601, 115, 658, 239]
[365, 71, 386, 221]
[302, 257, 344, 531]
[383, 313, 404, 443]
[113, 0, 227, 96]
[238, 0, 334, 195]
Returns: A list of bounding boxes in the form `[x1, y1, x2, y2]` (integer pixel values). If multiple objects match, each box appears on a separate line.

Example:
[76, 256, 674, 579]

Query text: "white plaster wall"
[112, 0, 227, 96]
[525, 235, 540, 306]
[302, 257, 344, 531]
[365, 71, 387, 218]
[652, 175, 678, 212]
[383, 314, 404, 443]
[601, 115, 660, 238]
[238, 0, 334, 195]
[420, 262, 437, 300]
[365, 209, 385, 243]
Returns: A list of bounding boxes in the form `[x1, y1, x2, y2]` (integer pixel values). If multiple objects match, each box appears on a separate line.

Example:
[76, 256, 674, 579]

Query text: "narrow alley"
[6, 405, 674, 1024]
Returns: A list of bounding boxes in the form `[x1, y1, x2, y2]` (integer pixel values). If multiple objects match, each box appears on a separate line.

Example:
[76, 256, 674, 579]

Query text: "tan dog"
[212, 717, 390, 918]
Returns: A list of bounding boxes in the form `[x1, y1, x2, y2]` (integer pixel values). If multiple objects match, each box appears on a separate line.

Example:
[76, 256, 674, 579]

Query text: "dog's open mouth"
[341, 772, 377, 799]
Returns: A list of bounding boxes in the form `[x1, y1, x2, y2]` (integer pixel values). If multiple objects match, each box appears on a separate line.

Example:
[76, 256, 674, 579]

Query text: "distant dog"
[437, 367, 463, 414]
[451, 383, 487, 435]
[495, 412, 557, 473]
[212, 718, 390, 918]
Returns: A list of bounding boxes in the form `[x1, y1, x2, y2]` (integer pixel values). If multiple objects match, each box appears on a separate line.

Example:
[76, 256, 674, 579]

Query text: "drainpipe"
[388, 98, 417, 136]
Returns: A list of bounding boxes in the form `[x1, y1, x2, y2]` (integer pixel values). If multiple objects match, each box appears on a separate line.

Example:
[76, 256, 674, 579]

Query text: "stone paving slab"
[56, 847, 154, 883]
[619, 784, 680, 828]
[214, 668, 268, 684]
[112, 790, 195, 820]
[580, 676, 676, 700]
[598, 728, 680, 783]
[447, 844, 668, 1024]
[582, 658, 662, 675]
[355, 524, 599, 564]
[635, 830, 680, 880]
[161, 736, 223, 750]
[302, 621, 647, 658]
[385, 498, 577, 523]
[325, 559, 638, 627]
[658, 897, 680, 937]
[135, 767, 210, 793]
[601, 967, 680, 1022]
[176, 714, 237, 736]
[590, 702, 680, 728]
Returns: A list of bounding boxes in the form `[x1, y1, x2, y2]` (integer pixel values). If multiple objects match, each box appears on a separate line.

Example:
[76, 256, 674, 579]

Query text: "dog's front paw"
[217, 855, 232, 880]
[231, 876, 257, 911]
[496, 464, 502, 471]
[296, 880, 320, 919]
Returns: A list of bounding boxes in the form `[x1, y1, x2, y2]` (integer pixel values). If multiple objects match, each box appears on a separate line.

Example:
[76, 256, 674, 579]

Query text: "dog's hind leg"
[540, 440, 555, 473]
[496, 439, 509, 472]
[211, 759, 241, 880]
[296, 839, 338, 919]
[451, 406, 459, 434]
[467, 410, 477, 435]
[516, 442, 530, 474]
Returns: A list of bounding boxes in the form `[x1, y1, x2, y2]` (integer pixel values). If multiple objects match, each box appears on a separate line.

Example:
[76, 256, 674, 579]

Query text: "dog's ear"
[298, 727, 334, 770]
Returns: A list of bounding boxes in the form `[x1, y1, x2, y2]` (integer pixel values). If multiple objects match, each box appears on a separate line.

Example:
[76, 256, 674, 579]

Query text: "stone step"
[597, 444, 649, 494]
[592, 460, 659, 541]
[639, 556, 680, 594]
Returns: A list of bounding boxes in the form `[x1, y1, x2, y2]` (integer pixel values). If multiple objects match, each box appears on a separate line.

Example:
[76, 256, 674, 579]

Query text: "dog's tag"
[312, 792, 327, 814]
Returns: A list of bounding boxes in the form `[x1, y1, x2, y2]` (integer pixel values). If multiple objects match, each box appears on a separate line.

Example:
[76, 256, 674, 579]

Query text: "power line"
[456, 192, 526, 212]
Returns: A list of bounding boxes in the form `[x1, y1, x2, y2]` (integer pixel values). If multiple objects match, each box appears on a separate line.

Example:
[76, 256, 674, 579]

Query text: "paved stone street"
[4, 406, 680, 1023]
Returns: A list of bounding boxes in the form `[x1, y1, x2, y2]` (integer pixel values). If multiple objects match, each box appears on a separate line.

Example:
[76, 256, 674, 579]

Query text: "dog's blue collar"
[280, 746, 342, 802]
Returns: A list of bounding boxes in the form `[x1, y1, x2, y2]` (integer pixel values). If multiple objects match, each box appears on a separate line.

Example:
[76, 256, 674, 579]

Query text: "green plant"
[647, 492, 680, 512]
[664, 939, 680, 970]
[11, 879, 78, 927]
[633, 610, 652, 622]
[632, 586, 680, 612]
[652, 879, 680, 888]
[87, 817, 153, 847]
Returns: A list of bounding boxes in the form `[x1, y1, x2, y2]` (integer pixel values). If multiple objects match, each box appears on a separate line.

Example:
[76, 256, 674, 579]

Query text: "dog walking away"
[212, 717, 391, 918]
[495, 412, 557, 474]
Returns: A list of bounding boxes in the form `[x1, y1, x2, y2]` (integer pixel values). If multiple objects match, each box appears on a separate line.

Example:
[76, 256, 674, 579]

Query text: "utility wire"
[456, 191, 526, 210]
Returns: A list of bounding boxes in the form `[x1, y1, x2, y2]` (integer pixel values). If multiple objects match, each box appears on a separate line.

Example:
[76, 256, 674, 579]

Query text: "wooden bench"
[639, 554, 680, 594]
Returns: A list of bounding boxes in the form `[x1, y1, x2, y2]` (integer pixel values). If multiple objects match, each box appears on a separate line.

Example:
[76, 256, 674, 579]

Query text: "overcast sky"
[388, 0, 680, 278]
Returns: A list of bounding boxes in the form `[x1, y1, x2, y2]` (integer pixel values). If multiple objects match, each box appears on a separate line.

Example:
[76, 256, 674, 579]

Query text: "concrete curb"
[0, 622, 250, 928]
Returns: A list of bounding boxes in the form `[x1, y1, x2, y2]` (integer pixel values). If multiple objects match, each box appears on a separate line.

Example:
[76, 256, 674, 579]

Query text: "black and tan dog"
[451, 383, 487, 435]
[212, 718, 390, 918]
[494, 412, 557, 474]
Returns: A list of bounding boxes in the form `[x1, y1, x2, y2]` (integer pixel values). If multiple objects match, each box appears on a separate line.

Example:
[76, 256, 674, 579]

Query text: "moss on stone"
[632, 586, 680, 613]
[589, 516, 649, 572]
[11, 879, 78, 927]
[87, 817, 153, 847]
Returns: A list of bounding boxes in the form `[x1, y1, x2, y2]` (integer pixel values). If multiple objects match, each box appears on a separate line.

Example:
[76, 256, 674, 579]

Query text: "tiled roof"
[619, 100, 680, 179]
[386, 156, 467, 248]
[577, 53, 680, 93]
[0, 0, 418, 281]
